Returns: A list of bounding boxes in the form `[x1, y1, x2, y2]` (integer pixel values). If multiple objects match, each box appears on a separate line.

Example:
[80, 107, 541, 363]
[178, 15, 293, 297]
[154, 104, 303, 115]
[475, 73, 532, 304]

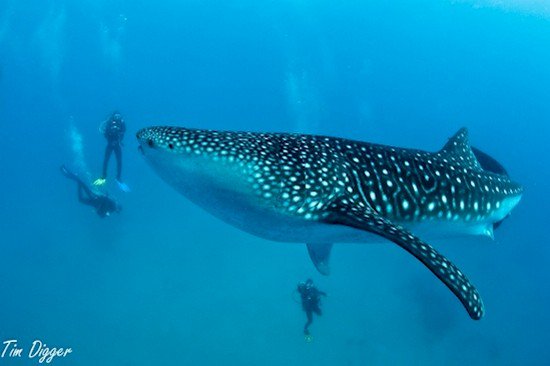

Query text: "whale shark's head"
[137, 126, 198, 186]
[137, 126, 196, 162]
[137, 126, 257, 164]
[136, 126, 299, 225]
[136, 126, 254, 197]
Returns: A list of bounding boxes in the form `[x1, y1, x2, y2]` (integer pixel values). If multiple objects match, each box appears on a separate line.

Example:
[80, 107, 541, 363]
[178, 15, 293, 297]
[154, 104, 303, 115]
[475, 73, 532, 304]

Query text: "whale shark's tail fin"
[471, 146, 510, 230]
[439, 128, 509, 178]
[471, 147, 509, 177]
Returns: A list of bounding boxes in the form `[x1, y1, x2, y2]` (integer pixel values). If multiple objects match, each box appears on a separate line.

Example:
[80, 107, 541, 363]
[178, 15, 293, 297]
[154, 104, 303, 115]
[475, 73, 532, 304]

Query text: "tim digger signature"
[1, 339, 72, 364]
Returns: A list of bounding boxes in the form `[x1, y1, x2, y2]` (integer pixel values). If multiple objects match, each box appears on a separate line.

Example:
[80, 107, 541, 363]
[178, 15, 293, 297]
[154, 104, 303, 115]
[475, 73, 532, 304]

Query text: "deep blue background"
[0, 0, 549, 365]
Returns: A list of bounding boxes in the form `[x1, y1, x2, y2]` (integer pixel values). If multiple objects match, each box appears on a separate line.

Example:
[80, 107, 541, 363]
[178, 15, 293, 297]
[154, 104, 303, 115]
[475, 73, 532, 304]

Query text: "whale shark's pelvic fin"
[328, 199, 484, 320]
[306, 243, 333, 276]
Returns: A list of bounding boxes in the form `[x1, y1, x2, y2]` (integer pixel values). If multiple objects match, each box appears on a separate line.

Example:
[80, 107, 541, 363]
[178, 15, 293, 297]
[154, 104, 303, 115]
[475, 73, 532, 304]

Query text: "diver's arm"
[119, 122, 126, 142]
[99, 120, 107, 135]
[96, 197, 112, 217]
[315, 289, 327, 297]
[79, 198, 96, 207]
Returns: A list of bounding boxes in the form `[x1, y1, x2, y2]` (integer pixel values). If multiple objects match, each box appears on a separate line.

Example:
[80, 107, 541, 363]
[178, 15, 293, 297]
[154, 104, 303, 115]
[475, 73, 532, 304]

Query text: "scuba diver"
[297, 279, 327, 342]
[93, 111, 130, 192]
[61, 165, 121, 218]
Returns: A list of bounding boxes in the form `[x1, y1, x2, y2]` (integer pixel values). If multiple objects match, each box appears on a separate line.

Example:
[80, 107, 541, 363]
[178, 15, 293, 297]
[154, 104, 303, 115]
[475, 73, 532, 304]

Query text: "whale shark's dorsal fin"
[439, 128, 482, 171]
[306, 243, 333, 276]
[327, 198, 484, 320]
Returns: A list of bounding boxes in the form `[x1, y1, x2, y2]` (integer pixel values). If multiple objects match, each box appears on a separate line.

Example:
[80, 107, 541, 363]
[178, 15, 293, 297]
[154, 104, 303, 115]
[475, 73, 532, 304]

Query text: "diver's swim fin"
[93, 178, 106, 186]
[116, 180, 131, 193]
[60, 165, 78, 180]
[304, 334, 313, 343]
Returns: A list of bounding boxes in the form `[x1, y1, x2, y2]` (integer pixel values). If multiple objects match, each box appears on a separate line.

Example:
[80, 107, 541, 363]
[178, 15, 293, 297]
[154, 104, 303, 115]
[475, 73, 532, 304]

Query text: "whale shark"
[137, 126, 522, 320]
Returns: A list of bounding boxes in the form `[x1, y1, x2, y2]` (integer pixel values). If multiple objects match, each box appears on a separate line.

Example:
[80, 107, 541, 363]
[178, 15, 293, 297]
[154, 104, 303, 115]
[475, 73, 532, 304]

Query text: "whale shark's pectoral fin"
[328, 202, 484, 320]
[306, 243, 333, 276]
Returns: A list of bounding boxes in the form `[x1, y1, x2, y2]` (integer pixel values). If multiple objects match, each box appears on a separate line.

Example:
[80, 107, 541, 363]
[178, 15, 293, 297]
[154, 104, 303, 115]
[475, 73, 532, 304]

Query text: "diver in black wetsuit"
[94, 111, 128, 191]
[297, 279, 327, 338]
[61, 165, 121, 218]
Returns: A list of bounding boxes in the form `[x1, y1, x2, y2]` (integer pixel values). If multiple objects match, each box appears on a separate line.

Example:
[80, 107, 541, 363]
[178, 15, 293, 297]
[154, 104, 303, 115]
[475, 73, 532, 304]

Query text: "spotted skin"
[137, 126, 523, 320]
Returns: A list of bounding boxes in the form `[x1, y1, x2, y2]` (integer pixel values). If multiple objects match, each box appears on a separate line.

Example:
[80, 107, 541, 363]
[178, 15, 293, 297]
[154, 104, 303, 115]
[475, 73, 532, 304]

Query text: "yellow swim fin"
[93, 178, 106, 186]
[304, 334, 313, 343]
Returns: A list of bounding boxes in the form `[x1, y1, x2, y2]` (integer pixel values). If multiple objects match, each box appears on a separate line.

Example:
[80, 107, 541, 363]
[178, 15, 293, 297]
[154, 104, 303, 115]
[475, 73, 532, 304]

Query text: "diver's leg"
[114, 144, 122, 180]
[102, 144, 113, 178]
[78, 180, 95, 200]
[304, 310, 313, 335]
[77, 183, 87, 203]
[77, 183, 97, 207]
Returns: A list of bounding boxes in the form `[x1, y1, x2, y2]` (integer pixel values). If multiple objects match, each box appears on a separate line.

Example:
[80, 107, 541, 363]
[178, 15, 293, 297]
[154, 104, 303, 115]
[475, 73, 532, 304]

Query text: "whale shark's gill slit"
[329, 199, 484, 320]
[350, 169, 369, 208]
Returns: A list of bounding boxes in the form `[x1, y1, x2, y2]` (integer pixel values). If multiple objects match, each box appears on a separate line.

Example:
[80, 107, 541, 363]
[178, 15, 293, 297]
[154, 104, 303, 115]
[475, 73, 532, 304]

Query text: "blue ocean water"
[1, 0, 549, 364]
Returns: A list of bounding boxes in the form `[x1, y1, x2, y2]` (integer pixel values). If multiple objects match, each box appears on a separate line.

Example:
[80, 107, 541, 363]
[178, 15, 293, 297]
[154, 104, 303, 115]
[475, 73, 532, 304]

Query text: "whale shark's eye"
[147, 139, 154, 148]
[168, 143, 174, 150]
